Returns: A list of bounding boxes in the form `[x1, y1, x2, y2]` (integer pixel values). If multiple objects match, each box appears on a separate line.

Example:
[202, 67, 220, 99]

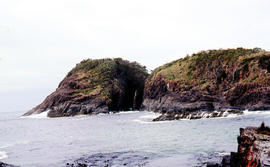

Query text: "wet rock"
[206, 162, 221, 167]
[221, 155, 231, 167]
[153, 109, 243, 121]
[196, 152, 227, 167]
[0, 162, 18, 167]
[66, 151, 150, 167]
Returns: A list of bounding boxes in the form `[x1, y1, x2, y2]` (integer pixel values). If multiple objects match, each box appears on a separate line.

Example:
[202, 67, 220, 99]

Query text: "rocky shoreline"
[153, 109, 244, 121]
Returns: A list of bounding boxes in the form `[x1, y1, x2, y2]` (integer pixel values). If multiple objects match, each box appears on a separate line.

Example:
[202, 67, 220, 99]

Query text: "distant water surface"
[1, 110, 270, 167]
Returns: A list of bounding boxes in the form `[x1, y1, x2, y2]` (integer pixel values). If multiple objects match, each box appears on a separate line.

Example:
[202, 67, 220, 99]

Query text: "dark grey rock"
[66, 151, 151, 167]
[0, 162, 18, 167]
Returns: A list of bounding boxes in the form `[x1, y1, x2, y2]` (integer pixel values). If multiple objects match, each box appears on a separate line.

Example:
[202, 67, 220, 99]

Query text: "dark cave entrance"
[109, 77, 145, 111]
[108, 61, 147, 112]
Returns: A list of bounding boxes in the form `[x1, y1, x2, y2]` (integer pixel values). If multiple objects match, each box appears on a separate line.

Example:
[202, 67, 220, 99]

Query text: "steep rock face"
[217, 123, 270, 167]
[24, 58, 148, 117]
[232, 125, 270, 166]
[143, 48, 270, 120]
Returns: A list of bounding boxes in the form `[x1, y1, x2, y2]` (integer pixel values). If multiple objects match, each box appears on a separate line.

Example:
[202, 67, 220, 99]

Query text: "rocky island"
[24, 58, 148, 117]
[143, 48, 270, 121]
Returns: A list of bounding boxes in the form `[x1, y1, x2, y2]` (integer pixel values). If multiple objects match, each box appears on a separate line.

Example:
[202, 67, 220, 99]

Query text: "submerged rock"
[24, 58, 148, 117]
[143, 48, 270, 121]
[65, 151, 150, 167]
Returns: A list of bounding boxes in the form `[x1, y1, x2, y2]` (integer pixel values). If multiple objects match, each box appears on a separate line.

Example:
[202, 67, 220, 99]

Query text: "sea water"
[1, 110, 270, 167]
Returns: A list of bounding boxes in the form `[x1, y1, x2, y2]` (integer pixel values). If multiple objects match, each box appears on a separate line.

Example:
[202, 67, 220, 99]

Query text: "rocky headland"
[143, 48, 270, 121]
[24, 58, 148, 117]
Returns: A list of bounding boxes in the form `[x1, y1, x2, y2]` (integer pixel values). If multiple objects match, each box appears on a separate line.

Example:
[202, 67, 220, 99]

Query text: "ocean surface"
[1, 110, 270, 167]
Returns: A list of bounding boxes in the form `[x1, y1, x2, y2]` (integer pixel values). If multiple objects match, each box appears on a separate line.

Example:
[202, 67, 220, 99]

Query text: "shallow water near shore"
[1, 110, 270, 167]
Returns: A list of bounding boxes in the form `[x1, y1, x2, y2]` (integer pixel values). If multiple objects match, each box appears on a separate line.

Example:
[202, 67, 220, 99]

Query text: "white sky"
[1, 0, 270, 112]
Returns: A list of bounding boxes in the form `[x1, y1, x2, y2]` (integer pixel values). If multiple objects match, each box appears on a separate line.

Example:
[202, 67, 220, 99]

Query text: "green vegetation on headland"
[67, 58, 148, 100]
[150, 48, 268, 87]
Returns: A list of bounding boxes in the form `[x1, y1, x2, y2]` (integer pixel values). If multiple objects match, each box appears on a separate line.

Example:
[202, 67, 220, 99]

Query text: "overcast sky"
[1, 0, 270, 112]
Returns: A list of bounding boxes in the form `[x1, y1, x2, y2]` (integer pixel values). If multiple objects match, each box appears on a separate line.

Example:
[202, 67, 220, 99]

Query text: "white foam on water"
[133, 118, 173, 124]
[132, 119, 162, 124]
[139, 113, 161, 119]
[218, 152, 230, 156]
[244, 110, 270, 115]
[21, 111, 49, 119]
[132, 112, 163, 124]
[0, 151, 8, 160]
[117, 111, 140, 114]
[225, 115, 238, 118]
[133, 119, 154, 124]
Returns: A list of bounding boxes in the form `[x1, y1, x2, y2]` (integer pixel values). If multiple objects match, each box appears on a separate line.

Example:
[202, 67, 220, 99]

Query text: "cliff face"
[231, 125, 270, 167]
[214, 123, 270, 167]
[24, 58, 148, 117]
[143, 48, 270, 120]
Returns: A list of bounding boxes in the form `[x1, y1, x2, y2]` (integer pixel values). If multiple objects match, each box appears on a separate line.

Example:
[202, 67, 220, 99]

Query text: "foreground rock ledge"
[209, 123, 270, 167]
[24, 58, 148, 117]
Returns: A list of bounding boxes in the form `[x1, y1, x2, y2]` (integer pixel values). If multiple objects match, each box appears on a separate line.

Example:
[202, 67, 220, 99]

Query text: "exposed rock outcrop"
[213, 123, 270, 167]
[230, 123, 270, 167]
[143, 48, 270, 121]
[24, 58, 148, 117]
